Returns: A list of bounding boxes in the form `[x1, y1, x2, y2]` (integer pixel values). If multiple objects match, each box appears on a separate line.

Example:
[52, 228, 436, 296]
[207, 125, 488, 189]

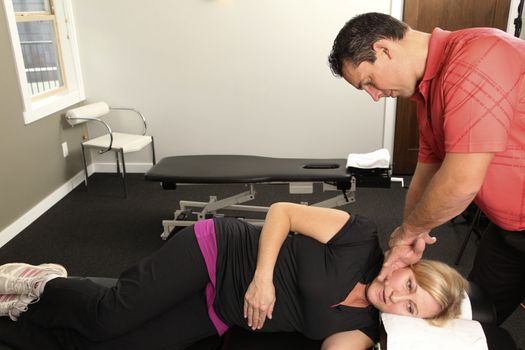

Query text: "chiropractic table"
[145, 155, 391, 239]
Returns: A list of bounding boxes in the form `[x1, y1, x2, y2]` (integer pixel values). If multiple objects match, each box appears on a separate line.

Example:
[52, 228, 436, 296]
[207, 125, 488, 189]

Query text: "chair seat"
[83, 132, 153, 153]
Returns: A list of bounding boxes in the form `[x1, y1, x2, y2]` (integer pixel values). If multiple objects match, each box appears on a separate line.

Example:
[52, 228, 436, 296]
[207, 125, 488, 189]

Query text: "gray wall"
[73, 0, 390, 164]
[0, 3, 85, 233]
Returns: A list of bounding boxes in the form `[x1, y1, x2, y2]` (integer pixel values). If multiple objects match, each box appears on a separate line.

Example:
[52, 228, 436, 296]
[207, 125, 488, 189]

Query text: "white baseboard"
[0, 167, 93, 248]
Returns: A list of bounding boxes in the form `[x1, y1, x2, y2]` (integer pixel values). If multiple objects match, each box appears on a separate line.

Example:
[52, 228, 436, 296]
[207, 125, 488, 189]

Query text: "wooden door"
[393, 0, 511, 174]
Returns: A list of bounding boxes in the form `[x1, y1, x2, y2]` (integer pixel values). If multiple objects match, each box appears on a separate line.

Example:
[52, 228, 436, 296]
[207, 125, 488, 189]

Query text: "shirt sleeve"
[327, 215, 378, 246]
[441, 36, 522, 153]
[360, 323, 380, 345]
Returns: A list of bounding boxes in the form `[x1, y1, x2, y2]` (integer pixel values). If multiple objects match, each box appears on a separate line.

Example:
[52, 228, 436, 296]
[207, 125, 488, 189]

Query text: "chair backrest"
[65, 102, 110, 126]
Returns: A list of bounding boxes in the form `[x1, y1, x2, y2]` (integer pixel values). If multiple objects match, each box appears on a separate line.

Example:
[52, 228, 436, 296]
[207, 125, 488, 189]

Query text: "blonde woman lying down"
[0, 203, 467, 350]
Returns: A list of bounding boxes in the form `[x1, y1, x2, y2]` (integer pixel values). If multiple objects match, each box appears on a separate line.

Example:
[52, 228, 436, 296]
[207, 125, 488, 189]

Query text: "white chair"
[65, 102, 156, 197]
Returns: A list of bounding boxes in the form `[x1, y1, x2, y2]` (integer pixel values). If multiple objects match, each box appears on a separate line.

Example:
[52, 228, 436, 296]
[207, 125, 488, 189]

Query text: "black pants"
[15, 226, 218, 350]
[469, 222, 525, 324]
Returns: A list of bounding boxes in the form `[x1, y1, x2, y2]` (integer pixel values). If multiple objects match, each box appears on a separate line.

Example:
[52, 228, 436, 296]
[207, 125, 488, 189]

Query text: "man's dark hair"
[328, 12, 409, 77]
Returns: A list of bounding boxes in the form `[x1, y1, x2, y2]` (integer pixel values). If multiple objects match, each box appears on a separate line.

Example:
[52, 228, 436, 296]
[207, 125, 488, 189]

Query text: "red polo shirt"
[412, 27, 525, 231]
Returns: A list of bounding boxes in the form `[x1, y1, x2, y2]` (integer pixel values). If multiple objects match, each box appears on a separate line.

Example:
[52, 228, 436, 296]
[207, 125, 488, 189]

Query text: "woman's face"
[367, 267, 442, 318]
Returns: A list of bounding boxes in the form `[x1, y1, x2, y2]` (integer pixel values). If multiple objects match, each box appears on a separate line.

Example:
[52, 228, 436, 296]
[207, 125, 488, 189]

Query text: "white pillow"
[458, 292, 473, 320]
[381, 294, 488, 350]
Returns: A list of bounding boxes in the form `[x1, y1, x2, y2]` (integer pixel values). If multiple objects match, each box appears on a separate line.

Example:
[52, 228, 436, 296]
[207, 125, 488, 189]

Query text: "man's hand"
[377, 226, 437, 281]
[243, 276, 276, 330]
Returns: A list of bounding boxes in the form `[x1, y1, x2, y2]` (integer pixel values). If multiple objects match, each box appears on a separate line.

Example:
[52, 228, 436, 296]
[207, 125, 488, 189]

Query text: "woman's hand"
[243, 276, 276, 330]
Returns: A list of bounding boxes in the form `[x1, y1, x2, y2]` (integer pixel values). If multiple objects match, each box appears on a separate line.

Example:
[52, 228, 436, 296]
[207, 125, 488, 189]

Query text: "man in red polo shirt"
[328, 12, 525, 324]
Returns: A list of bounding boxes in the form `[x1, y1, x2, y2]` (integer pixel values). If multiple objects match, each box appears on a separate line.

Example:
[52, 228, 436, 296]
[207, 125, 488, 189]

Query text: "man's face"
[341, 50, 416, 101]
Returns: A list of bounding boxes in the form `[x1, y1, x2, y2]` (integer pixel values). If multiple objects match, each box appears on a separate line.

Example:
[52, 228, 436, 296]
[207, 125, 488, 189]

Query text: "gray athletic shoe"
[0, 263, 67, 299]
[0, 293, 36, 321]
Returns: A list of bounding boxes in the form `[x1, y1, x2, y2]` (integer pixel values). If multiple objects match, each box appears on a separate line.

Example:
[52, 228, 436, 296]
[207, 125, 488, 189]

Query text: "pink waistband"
[194, 219, 229, 336]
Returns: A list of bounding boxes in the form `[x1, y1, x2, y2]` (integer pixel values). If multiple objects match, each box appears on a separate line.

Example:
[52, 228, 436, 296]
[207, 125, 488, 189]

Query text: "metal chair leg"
[151, 136, 156, 165]
[120, 149, 128, 198]
[81, 144, 89, 189]
[115, 151, 121, 176]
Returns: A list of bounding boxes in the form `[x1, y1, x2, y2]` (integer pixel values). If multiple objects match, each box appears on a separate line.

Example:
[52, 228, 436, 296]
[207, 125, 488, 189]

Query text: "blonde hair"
[411, 259, 469, 326]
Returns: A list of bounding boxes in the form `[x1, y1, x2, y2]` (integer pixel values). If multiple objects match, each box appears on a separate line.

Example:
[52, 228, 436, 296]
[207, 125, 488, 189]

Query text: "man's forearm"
[403, 161, 487, 241]
[398, 153, 492, 241]
[402, 169, 476, 237]
[403, 162, 441, 220]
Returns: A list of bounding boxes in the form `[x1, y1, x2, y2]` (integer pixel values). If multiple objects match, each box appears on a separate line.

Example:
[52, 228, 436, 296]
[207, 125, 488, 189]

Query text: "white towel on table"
[346, 148, 390, 169]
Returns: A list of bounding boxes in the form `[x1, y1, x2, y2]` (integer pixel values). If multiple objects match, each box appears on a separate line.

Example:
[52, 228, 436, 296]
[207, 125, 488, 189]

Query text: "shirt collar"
[411, 28, 451, 101]
[421, 27, 451, 81]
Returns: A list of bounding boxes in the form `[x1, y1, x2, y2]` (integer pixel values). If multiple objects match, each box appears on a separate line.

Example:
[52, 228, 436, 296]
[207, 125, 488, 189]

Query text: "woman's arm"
[254, 202, 350, 280]
[321, 330, 374, 350]
[244, 202, 351, 330]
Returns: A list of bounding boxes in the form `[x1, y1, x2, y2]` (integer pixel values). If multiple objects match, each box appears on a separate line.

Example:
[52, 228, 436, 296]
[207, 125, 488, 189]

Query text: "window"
[14, 0, 65, 97]
[3, 0, 84, 124]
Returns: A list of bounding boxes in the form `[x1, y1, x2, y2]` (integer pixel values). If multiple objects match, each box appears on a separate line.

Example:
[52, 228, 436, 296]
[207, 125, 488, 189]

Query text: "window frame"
[3, 0, 85, 124]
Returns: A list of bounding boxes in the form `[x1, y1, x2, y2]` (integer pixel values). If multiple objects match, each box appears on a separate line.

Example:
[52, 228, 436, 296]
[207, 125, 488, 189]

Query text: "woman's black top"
[213, 214, 384, 342]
